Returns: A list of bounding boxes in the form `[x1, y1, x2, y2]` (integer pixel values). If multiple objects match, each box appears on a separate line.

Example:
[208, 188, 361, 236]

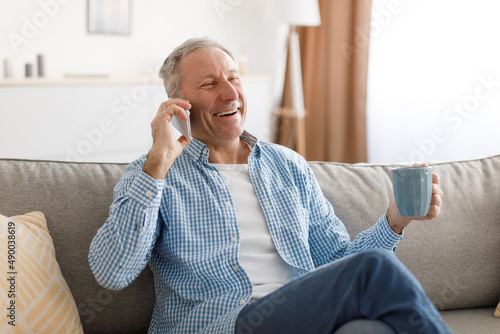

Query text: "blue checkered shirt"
[89, 131, 402, 334]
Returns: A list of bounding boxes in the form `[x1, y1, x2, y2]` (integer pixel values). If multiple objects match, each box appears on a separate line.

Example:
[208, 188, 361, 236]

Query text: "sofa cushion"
[0, 212, 83, 333]
[309, 154, 500, 311]
[441, 307, 499, 333]
[0, 159, 155, 334]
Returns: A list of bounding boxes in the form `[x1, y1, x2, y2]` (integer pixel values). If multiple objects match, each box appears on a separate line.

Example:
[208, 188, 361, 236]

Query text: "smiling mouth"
[215, 109, 238, 117]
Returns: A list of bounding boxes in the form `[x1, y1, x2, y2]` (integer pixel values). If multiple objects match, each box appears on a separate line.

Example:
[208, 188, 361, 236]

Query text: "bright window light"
[367, 0, 500, 163]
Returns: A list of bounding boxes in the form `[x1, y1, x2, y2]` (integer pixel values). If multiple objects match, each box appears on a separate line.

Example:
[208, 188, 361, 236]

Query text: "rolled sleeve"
[89, 167, 166, 290]
[371, 214, 403, 251]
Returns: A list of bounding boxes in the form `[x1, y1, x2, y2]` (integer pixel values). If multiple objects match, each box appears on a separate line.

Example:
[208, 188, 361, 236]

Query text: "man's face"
[178, 47, 247, 146]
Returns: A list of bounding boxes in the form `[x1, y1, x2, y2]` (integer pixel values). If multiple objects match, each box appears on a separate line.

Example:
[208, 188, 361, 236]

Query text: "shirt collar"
[183, 130, 262, 162]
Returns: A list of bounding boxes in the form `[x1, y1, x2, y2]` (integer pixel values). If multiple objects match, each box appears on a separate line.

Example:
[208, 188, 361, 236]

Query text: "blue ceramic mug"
[391, 166, 433, 217]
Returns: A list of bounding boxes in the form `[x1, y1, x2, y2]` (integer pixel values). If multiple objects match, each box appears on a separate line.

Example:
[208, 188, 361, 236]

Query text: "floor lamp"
[271, 0, 321, 156]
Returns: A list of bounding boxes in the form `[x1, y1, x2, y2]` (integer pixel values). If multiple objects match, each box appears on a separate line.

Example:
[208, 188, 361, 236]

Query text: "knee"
[353, 249, 405, 276]
[356, 249, 422, 288]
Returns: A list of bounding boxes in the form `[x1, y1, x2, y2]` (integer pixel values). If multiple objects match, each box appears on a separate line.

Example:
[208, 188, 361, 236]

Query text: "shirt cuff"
[372, 214, 403, 251]
[126, 171, 166, 208]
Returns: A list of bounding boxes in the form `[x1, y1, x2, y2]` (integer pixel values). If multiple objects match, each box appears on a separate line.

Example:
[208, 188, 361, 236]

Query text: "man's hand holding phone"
[142, 98, 192, 179]
[170, 100, 192, 141]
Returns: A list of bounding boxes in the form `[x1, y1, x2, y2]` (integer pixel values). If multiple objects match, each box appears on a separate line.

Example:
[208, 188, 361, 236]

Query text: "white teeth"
[216, 109, 237, 116]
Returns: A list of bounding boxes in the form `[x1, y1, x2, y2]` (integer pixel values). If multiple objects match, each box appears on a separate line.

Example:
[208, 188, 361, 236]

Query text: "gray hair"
[158, 37, 238, 98]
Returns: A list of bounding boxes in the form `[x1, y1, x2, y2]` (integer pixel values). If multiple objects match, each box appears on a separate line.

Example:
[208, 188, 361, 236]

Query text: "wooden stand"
[274, 107, 307, 157]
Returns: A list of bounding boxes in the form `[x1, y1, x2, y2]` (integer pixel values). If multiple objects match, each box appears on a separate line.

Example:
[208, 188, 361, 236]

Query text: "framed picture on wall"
[88, 0, 131, 35]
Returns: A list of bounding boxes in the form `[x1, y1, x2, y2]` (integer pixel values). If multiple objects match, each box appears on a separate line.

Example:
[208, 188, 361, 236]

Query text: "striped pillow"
[0, 212, 83, 333]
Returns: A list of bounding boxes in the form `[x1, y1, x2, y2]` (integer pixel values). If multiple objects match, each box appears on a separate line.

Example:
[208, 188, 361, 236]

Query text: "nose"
[219, 79, 239, 102]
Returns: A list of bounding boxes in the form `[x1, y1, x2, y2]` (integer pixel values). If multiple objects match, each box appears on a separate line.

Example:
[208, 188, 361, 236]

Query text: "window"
[367, 0, 500, 163]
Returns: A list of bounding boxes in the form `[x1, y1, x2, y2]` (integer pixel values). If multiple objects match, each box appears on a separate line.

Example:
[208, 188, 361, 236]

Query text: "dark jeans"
[235, 249, 452, 334]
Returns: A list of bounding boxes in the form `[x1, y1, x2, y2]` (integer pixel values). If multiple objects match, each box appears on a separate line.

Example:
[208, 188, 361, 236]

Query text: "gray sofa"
[0, 154, 499, 333]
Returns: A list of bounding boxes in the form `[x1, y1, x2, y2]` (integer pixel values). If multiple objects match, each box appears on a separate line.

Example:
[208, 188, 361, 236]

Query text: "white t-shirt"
[210, 163, 300, 301]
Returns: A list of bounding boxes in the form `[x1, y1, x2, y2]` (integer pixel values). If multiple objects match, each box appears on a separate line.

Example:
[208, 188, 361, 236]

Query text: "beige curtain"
[277, 0, 372, 163]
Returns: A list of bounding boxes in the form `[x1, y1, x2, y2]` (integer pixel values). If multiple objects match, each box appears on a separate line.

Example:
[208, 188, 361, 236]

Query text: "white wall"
[0, 0, 287, 101]
[367, 0, 500, 163]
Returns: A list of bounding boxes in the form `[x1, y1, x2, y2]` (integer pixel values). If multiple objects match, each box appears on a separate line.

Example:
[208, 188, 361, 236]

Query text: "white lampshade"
[266, 0, 321, 26]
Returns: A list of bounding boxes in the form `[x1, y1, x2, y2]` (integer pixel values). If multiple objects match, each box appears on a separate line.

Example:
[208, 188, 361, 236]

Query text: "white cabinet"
[0, 76, 272, 162]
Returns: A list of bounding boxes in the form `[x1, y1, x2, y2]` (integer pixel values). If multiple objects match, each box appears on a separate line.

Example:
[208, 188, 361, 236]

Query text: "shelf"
[0, 77, 163, 87]
[0, 75, 270, 87]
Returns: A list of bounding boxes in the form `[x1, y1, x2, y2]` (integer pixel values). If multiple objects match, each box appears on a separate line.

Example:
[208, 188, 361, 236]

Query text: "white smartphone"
[169, 98, 192, 140]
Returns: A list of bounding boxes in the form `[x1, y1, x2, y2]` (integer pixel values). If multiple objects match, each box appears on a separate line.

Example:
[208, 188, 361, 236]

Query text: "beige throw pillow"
[495, 300, 500, 318]
[0, 212, 83, 333]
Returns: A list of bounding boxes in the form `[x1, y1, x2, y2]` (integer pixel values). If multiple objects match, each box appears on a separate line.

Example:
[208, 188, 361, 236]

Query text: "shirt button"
[232, 265, 239, 272]
[225, 201, 231, 207]
[202, 148, 208, 154]
[230, 236, 237, 242]
[239, 299, 246, 305]
[145, 190, 154, 198]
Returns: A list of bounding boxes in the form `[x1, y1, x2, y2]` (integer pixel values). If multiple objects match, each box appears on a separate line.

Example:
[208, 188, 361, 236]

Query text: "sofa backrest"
[309, 154, 500, 311]
[0, 159, 155, 334]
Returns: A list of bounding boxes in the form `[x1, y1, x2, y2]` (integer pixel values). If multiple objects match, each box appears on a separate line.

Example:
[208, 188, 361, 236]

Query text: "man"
[89, 37, 451, 334]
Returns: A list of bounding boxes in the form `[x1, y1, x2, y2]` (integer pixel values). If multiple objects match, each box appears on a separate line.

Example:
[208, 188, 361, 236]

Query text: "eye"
[229, 76, 240, 82]
[202, 81, 216, 88]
